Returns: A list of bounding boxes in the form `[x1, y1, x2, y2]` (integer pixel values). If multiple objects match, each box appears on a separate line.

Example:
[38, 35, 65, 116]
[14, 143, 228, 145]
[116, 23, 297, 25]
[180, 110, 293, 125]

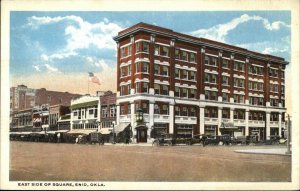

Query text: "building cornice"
[114, 24, 288, 65]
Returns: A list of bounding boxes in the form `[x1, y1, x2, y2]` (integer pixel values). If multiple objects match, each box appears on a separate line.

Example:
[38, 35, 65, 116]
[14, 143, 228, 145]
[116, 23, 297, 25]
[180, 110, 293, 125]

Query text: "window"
[205, 56, 209, 65]
[182, 107, 188, 116]
[239, 63, 244, 71]
[222, 59, 229, 68]
[190, 89, 196, 98]
[211, 75, 217, 84]
[175, 49, 180, 59]
[211, 57, 217, 66]
[175, 68, 180, 78]
[258, 83, 263, 91]
[234, 62, 239, 70]
[222, 109, 230, 118]
[162, 104, 168, 115]
[142, 83, 148, 93]
[175, 106, 180, 115]
[154, 44, 159, 55]
[135, 82, 140, 93]
[135, 42, 140, 53]
[175, 87, 180, 97]
[182, 88, 187, 97]
[222, 76, 229, 85]
[204, 108, 209, 117]
[222, 93, 229, 102]
[110, 106, 116, 117]
[190, 71, 196, 81]
[162, 46, 169, 56]
[121, 67, 125, 77]
[190, 107, 196, 116]
[182, 51, 188, 61]
[142, 102, 148, 113]
[154, 84, 160, 95]
[182, 70, 187, 79]
[234, 78, 238, 87]
[162, 85, 169, 95]
[121, 47, 125, 57]
[127, 84, 131, 94]
[239, 79, 244, 88]
[89, 109, 94, 115]
[162, 66, 169, 76]
[128, 45, 132, 56]
[233, 94, 238, 103]
[142, 42, 149, 52]
[135, 62, 139, 73]
[190, 53, 196, 62]
[281, 86, 285, 94]
[128, 65, 131, 75]
[205, 73, 209, 83]
[154, 64, 160, 75]
[142, 62, 148, 73]
[154, 104, 159, 114]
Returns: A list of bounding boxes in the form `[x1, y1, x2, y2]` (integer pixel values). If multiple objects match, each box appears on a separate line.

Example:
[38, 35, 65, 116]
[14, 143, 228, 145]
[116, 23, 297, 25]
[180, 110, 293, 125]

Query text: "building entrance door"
[136, 127, 147, 143]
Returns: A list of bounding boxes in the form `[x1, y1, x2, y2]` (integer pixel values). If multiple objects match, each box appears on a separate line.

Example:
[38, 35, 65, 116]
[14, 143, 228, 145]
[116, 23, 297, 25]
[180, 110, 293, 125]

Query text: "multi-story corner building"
[113, 22, 288, 143]
[69, 95, 100, 134]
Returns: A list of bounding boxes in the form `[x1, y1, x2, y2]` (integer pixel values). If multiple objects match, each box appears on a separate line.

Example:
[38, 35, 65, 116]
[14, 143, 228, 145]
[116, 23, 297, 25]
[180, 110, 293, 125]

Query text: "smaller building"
[49, 104, 71, 131]
[10, 108, 33, 132]
[69, 95, 99, 134]
[32, 104, 49, 131]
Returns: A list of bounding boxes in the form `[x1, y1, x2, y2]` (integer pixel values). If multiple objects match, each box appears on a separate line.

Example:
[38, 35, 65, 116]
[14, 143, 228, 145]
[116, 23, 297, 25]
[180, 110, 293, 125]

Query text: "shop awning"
[67, 129, 96, 135]
[10, 132, 32, 135]
[47, 130, 70, 134]
[220, 122, 238, 130]
[114, 123, 130, 134]
[99, 128, 113, 135]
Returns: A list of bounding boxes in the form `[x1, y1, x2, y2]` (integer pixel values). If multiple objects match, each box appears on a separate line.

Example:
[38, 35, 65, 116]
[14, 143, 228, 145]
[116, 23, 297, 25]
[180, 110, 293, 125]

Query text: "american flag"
[88, 72, 101, 85]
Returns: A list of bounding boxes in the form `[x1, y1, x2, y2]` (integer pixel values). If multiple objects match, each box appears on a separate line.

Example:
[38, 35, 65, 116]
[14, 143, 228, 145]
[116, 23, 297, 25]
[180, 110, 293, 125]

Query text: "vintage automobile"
[202, 134, 234, 146]
[264, 135, 282, 145]
[152, 133, 176, 146]
[185, 134, 205, 145]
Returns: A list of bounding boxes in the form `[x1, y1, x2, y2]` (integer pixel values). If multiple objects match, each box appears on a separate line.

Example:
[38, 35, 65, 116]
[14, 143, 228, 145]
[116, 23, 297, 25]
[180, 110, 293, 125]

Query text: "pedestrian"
[57, 133, 61, 143]
[75, 137, 79, 144]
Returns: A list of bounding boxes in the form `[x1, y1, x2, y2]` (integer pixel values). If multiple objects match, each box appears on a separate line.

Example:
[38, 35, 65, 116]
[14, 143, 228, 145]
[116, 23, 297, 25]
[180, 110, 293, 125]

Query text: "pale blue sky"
[9, 11, 291, 94]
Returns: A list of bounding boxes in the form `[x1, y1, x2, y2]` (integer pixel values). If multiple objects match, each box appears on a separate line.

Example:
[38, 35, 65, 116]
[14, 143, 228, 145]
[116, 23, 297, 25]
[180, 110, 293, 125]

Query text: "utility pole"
[285, 114, 291, 155]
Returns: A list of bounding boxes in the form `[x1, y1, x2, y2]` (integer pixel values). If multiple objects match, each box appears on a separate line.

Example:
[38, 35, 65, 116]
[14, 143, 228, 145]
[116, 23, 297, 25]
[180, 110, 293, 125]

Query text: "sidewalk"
[235, 148, 291, 156]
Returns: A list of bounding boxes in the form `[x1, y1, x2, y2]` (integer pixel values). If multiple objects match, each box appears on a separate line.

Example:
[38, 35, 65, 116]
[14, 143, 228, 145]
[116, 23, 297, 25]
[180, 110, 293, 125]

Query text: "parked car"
[264, 135, 281, 145]
[185, 134, 205, 145]
[152, 133, 176, 146]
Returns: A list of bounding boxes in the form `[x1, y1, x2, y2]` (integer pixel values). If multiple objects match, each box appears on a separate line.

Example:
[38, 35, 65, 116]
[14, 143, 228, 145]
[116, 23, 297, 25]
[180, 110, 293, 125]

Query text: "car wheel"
[167, 140, 172, 146]
[152, 141, 159, 147]
[218, 141, 224, 146]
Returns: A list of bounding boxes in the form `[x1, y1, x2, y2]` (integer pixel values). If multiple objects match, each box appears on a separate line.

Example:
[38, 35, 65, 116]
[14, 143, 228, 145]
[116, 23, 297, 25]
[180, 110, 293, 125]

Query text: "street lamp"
[111, 121, 115, 144]
[285, 114, 291, 155]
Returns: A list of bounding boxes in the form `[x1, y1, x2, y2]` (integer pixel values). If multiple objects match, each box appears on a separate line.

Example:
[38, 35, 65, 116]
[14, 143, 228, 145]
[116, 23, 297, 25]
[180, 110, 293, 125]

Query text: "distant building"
[35, 88, 81, 107]
[10, 85, 82, 131]
[10, 108, 33, 132]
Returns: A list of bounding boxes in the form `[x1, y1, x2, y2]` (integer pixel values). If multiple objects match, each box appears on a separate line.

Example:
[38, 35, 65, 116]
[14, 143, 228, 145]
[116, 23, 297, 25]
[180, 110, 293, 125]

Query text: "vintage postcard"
[1, 0, 299, 190]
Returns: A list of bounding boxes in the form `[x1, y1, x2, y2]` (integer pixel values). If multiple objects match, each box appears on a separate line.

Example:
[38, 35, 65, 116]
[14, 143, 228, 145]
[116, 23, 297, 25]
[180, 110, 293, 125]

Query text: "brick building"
[113, 22, 288, 143]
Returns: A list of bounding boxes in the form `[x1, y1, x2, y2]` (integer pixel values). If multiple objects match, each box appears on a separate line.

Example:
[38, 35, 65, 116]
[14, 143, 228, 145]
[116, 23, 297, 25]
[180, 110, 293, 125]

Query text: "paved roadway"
[10, 141, 291, 181]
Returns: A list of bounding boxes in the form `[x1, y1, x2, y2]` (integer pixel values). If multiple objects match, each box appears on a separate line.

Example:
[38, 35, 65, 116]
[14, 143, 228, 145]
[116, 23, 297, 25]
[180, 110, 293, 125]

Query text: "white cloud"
[28, 15, 123, 52]
[94, 59, 111, 72]
[32, 65, 41, 72]
[190, 14, 290, 42]
[236, 37, 290, 60]
[44, 64, 60, 73]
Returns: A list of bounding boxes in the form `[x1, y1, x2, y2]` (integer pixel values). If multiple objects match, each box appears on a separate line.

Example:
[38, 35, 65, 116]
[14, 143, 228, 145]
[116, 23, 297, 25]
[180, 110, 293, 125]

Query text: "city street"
[10, 141, 291, 182]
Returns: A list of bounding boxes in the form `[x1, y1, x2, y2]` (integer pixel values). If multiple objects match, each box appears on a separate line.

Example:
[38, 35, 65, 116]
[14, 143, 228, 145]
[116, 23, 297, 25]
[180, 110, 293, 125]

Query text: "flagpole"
[88, 77, 90, 94]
